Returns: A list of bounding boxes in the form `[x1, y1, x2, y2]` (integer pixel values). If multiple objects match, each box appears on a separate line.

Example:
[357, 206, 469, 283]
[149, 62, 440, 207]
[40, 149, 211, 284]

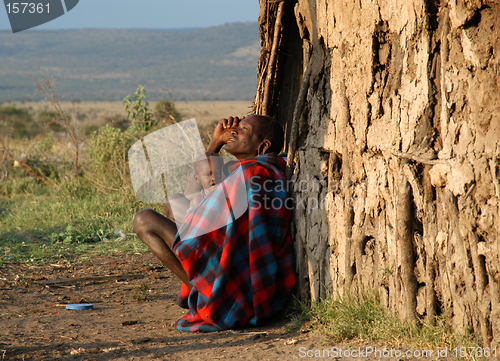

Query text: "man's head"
[224, 115, 284, 160]
[193, 153, 224, 190]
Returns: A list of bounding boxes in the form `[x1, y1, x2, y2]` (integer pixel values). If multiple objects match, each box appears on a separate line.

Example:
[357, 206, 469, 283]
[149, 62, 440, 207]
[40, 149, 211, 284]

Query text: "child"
[164, 152, 224, 225]
[188, 152, 224, 209]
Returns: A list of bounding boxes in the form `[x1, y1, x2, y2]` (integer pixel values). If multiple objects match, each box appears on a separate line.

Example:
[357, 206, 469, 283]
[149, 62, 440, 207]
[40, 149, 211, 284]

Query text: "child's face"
[194, 157, 223, 190]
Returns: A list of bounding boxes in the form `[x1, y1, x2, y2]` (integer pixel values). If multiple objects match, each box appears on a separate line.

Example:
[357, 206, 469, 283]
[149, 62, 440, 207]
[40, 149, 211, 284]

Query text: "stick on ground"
[35, 274, 145, 285]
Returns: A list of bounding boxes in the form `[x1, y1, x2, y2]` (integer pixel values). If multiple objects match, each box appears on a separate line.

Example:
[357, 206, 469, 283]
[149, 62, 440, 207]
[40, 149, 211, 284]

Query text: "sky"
[0, 0, 260, 31]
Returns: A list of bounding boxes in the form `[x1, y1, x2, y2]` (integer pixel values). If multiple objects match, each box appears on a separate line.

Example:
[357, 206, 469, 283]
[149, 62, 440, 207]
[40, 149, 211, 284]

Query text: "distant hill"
[0, 22, 260, 102]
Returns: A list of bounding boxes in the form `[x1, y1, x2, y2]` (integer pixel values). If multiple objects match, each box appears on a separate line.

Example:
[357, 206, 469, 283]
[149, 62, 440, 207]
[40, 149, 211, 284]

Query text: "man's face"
[224, 115, 264, 159]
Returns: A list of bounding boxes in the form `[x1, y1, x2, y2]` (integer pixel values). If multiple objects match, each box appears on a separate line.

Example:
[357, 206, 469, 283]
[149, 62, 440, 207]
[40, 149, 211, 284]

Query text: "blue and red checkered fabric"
[172, 153, 296, 332]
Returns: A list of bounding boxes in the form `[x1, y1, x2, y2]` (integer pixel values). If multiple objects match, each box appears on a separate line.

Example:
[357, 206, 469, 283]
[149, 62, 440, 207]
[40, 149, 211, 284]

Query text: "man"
[134, 115, 296, 331]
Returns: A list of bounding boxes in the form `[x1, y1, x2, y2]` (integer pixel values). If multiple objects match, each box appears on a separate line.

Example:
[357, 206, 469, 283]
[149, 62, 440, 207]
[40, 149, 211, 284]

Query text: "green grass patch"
[0, 182, 156, 265]
[0, 89, 178, 266]
[290, 291, 484, 360]
[0, 158, 162, 266]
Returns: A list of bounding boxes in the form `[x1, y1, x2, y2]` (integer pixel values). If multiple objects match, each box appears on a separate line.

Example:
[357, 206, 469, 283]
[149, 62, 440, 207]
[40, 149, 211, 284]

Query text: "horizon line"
[0, 21, 258, 33]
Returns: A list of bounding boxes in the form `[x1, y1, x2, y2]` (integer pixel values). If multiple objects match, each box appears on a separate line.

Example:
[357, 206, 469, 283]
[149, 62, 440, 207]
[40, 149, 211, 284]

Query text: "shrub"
[82, 124, 99, 136]
[86, 125, 136, 192]
[123, 86, 157, 133]
[37, 110, 65, 133]
[155, 99, 181, 125]
[108, 117, 131, 132]
[0, 105, 41, 138]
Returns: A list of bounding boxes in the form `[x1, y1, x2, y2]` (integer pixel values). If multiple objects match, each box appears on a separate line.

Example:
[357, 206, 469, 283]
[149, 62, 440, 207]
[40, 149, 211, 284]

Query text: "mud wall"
[255, 0, 500, 346]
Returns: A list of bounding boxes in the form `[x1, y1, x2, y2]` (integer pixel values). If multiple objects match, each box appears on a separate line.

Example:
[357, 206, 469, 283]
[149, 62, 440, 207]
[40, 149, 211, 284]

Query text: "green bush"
[37, 110, 65, 133]
[86, 125, 136, 191]
[123, 85, 157, 133]
[36, 159, 62, 180]
[0, 105, 41, 138]
[155, 99, 181, 125]
[85, 85, 184, 192]
[82, 124, 99, 136]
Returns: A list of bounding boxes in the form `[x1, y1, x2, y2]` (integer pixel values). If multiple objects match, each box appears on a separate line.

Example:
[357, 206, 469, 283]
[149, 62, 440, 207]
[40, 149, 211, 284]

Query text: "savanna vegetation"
[0, 83, 209, 267]
[1, 78, 487, 359]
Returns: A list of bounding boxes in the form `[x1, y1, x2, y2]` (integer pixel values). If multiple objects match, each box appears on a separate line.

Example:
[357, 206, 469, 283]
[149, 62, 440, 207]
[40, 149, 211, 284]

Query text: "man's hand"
[207, 116, 244, 153]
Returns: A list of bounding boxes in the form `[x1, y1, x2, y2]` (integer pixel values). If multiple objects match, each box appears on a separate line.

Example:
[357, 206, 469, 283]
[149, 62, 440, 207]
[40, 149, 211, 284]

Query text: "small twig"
[161, 88, 176, 111]
[87, 175, 121, 191]
[225, 330, 268, 335]
[0, 136, 51, 186]
[114, 163, 131, 190]
[124, 130, 140, 142]
[30, 74, 80, 174]
[85, 174, 122, 194]
[464, 182, 476, 200]
[123, 141, 127, 178]
[87, 180, 108, 194]
[383, 148, 451, 165]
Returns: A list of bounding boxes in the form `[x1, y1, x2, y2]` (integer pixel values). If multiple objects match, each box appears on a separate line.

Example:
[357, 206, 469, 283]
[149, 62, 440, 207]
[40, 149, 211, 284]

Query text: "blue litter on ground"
[66, 303, 93, 310]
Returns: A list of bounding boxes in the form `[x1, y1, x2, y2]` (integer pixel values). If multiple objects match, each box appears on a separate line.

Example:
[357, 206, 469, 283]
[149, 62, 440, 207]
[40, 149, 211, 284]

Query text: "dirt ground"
[0, 253, 443, 360]
[0, 253, 331, 361]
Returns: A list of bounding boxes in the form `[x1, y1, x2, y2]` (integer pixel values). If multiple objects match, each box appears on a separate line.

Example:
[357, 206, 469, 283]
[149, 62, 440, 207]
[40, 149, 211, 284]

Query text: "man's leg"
[134, 208, 192, 289]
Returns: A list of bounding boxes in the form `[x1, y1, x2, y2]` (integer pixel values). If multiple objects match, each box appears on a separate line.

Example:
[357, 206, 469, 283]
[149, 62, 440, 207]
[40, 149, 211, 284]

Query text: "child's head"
[193, 152, 224, 190]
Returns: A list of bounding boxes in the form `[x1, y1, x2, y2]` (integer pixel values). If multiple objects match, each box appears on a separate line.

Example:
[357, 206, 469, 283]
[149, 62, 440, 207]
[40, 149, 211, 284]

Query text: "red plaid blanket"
[172, 153, 296, 332]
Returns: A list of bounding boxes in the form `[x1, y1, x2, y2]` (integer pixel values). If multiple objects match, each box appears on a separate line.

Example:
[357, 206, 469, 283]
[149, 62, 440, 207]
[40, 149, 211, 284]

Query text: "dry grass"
[8, 100, 254, 128]
[173, 100, 254, 125]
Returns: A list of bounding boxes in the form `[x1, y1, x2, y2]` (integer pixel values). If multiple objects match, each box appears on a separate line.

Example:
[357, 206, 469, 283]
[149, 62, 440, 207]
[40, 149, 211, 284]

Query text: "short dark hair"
[256, 115, 285, 154]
